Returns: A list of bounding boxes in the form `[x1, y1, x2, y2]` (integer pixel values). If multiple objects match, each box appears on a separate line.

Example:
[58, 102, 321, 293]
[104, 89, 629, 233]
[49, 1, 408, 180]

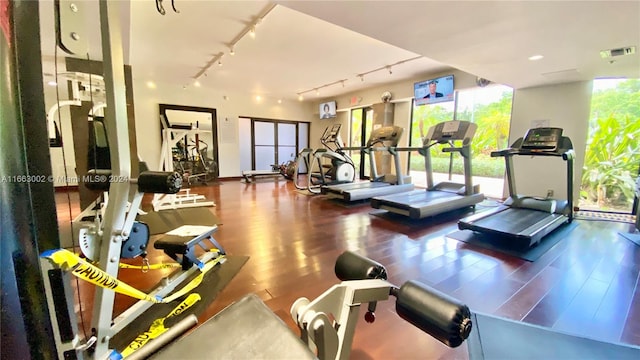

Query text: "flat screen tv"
[319, 100, 337, 119]
[414, 75, 454, 106]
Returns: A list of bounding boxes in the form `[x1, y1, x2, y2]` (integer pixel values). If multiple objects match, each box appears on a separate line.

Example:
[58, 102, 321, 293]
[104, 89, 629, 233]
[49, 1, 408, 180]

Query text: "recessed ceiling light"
[256, 95, 261, 101]
[528, 55, 544, 61]
[47, 80, 57, 86]
[277, 99, 282, 104]
[298, 94, 304, 101]
[194, 80, 201, 87]
[146, 81, 156, 89]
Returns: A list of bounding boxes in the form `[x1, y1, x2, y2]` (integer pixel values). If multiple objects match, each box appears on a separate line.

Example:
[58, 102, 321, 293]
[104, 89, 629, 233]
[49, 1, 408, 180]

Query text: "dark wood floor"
[55, 179, 640, 359]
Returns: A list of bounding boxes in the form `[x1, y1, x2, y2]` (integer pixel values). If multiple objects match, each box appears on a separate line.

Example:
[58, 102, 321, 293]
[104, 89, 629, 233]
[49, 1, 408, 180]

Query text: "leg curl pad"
[395, 280, 472, 348]
[334, 251, 387, 281]
[138, 171, 182, 194]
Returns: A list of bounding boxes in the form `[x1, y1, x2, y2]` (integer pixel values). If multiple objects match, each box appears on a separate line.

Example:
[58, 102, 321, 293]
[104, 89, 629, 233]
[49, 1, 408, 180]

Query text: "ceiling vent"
[600, 46, 636, 59]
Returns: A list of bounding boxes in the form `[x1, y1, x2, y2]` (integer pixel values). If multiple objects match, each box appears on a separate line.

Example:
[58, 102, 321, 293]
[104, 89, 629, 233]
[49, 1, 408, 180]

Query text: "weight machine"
[147, 251, 472, 360]
[153, 116, 216, 211]
[40, 2, 227, 359]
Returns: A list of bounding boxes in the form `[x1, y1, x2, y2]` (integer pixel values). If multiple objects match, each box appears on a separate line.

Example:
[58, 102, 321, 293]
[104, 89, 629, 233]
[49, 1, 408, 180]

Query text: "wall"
[308, 69, 481, 177]
[509, 81, 592, 202]
[132, 80, 314, 177]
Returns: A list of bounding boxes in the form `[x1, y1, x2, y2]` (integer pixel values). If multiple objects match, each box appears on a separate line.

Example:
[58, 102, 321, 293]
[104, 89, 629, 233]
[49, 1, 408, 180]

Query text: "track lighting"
[294, 56, 422, 99]
[190, 4, 276, 82]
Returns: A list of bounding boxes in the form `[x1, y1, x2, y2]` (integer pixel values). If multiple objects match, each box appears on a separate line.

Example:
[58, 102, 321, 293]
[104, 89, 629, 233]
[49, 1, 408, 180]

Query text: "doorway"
[349, 107, 373, 179]
[240, 118, 309, 171]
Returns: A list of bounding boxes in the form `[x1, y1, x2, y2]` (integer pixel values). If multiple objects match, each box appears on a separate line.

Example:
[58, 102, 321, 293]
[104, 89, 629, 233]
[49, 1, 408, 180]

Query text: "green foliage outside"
[581, 79, 640, 209]
[409, 89, 514, 178]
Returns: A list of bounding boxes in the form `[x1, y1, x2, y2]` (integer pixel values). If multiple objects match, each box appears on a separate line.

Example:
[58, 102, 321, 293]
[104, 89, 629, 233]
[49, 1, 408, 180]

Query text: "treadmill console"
[367, 126, 404, 147]
[425, 120, 477, 145]
[521, 127, 563, 151]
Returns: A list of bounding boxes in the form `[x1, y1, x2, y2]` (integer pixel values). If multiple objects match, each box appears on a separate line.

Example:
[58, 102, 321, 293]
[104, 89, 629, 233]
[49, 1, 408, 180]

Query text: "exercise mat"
[468, 312, 640, 359]
[138, 207, 222, 235]
[110, 255, 249, 353]
[446, 222, 577, 262]
[619, 231, 640, 246]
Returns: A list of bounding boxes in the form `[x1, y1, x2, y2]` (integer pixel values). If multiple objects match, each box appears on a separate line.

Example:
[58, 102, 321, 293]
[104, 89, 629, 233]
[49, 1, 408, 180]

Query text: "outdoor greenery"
[581, 79, 640, 209]
[409, 88, 514, 178]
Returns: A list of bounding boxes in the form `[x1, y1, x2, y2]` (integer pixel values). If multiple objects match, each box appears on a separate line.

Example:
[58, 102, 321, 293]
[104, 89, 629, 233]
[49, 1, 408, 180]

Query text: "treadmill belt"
[472, 208, 552, 234]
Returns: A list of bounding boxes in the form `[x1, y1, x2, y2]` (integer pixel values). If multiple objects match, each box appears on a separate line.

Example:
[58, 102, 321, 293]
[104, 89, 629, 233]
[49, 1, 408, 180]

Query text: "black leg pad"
[395, 280, 472, 348]
[334, 251, 387, 281]
[138, 171, 182, 194]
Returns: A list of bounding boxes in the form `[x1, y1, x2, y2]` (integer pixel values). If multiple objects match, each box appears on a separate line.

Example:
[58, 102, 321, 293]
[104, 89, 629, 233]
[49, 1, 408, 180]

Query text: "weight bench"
[154, 225, 225, 270]
[241, 169, 282, 183]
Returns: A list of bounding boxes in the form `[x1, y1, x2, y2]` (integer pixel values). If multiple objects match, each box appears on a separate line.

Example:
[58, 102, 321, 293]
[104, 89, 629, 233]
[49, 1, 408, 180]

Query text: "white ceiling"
[40, 1, 640, 102]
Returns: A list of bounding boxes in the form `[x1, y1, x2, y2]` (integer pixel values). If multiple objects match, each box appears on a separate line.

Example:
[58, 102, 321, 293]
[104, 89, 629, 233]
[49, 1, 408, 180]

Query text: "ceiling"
[39, 1, 640, 102]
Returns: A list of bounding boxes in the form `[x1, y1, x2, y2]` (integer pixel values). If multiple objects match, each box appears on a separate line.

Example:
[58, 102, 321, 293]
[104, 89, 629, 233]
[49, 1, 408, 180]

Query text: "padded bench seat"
[154, 225, 225, 270]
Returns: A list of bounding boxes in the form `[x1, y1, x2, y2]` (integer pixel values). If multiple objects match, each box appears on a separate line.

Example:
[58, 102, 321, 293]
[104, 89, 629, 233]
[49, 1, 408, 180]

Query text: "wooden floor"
[55, 179, 640, 359]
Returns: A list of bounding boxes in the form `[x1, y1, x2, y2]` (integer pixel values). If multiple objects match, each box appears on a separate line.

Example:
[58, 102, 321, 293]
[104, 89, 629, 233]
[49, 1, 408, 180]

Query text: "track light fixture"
[295, 56, 422, 100]
[296, 79, 349, 100]
[191, 4, 276, 81]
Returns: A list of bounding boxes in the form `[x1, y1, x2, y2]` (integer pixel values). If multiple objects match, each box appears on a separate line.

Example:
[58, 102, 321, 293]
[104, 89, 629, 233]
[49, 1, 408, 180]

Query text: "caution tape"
[118, 262, 181, 270]
[40, 249, 224, 304]
[120, 293, 202, 358]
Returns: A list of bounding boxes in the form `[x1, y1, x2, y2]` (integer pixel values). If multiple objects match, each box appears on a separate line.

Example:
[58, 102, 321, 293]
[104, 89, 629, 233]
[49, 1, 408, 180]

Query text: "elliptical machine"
[294, 124, 356, 194]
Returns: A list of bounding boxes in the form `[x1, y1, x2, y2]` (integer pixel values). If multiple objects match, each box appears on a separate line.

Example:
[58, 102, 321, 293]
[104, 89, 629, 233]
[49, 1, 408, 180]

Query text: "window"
[409, 85, 513, 199]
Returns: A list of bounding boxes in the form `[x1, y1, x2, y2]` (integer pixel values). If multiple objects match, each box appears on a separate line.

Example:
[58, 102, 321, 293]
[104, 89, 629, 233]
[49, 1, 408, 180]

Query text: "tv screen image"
[319, 101, 337, 119]
[414, 75, 455, 106]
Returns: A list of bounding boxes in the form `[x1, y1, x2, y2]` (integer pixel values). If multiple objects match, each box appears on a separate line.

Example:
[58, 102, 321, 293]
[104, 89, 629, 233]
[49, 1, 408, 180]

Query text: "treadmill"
[458, 127, 574, 248]
[321, 125, 414, 202]
[371, 120, 484, 219]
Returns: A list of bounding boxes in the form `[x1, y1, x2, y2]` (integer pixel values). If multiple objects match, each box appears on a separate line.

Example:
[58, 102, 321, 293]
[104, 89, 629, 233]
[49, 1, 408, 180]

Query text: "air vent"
[600, 46, 636, 58]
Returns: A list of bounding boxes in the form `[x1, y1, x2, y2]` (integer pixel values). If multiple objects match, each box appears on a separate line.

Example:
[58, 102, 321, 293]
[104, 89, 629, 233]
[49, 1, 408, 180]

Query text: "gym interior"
[2, 1, 640, 359]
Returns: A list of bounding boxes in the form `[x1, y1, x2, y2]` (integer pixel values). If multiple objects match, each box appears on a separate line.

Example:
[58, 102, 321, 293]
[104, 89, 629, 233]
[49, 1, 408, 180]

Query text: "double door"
[239, 118, 309, 171]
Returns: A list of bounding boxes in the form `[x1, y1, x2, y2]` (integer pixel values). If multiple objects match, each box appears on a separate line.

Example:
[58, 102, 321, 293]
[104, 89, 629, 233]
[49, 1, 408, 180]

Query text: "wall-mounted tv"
[319, 100, 337, 119]
[414, 75, 455, 106]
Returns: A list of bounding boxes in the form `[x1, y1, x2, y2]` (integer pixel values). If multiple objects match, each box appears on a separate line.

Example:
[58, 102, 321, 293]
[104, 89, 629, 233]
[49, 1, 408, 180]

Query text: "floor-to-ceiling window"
[408, 85, 513, 199]
[580, 78, 640, 213]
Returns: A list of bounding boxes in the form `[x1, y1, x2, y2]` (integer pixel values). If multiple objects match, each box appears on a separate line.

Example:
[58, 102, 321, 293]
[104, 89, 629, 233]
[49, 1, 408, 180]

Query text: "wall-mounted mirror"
[159, 104, 219, 184]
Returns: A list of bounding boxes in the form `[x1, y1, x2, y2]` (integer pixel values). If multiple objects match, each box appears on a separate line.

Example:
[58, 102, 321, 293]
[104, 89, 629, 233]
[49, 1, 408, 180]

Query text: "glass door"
[349, 107, 373, 180]
[250, 119, 310, 171]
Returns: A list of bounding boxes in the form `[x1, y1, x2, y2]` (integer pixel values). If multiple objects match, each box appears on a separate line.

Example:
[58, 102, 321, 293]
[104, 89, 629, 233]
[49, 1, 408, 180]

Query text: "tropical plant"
[581, 114, 640, 207]
[581, 79, 640, 208]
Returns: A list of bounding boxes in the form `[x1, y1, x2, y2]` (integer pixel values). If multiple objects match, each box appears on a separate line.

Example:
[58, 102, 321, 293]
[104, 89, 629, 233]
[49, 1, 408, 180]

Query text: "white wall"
[132, 80, 314, 177]
[509, 81, 592, 201]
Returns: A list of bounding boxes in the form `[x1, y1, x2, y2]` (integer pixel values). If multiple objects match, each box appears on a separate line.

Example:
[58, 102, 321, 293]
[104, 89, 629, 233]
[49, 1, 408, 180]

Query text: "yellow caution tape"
[118, 262, 181, 270]
[41, 249, 224, 304]
[121, 293, 202, 358]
